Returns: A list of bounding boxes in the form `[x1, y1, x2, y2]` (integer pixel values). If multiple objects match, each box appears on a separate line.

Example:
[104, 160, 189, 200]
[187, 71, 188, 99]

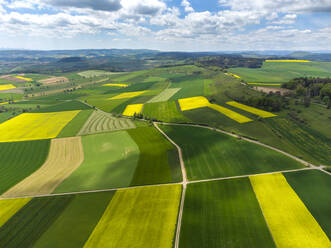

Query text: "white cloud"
[181, 0, 193, 13]
[219, 0, 331, 13]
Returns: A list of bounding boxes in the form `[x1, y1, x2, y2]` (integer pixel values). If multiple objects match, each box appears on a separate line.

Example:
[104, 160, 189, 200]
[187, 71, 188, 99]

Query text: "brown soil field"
[1, 136, 84, 197]
[39, 77, 69, 85]
[253, 87, 292, 95]
[0, 76, 26, 83]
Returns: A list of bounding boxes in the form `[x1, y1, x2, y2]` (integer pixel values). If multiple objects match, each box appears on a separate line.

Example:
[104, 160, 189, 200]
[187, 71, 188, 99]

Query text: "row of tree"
[282, 77, 331, 108]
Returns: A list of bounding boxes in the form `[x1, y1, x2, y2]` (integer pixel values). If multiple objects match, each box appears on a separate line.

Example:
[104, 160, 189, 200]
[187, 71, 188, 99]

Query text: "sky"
[0, 0, 331, 51]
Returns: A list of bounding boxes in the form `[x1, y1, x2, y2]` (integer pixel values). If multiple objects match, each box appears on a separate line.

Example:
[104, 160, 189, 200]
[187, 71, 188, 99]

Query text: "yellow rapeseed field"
[0, 110, 80, 142]
[122, 104, 144, 116]
[110, 91, 148, 100]
[178, 96, 252, 123]
[178, 96, 210, 111]
[209, 104, 252, 123]
[0, 198, 31, 227]
[247, 83, 281, 86]
[0, 84, 16, 91]
[225, 73, 241, 78]
[103, 83, 128, 87]
[265, 60, 311, 63]
[15, 76, 33, 81]
[226, 101, 277, 118]
[0, 102, 9, 105]
[250, 173, 330, 248]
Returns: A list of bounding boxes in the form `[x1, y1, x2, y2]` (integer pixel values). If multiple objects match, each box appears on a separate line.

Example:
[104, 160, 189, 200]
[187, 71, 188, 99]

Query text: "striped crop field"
[0, 110, 80, 142]
[225, 72, 241, 78]
[109, 90, 148, 100]
[122, 103, 144, 116]
[178, 96, 252, 123]
[265, 60, 311, 63]
[148, 88, 181, 103]
[83, 185, 181, 248]
[103, 83, 128, 87]
[226, 101, 277, 118]
[0, 84, 16, 91]
[250, 173, 330, 248]
[78, 110, 135, 135]
[15, 76, 32, 81]
[0, 198, 31, 227]
[1, 137, 84, 198]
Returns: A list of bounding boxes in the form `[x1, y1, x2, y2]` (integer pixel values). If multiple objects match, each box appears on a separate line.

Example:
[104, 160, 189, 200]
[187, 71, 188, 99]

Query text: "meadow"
[54, 131, 140, 193]
[143, 101, 190, 122]
[160, 125, 303, 180]
[180, 179, 275, 248]
[229, 61, 331, 83]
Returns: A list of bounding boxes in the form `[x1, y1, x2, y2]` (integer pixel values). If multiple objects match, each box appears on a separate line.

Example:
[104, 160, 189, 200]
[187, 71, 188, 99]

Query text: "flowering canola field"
[225, 73, 241, 78]
[103, 83, 128, 87]
[110, 91, 148, 100]
[0, 110, 80, 142]
[178, 96, 252, 123]
[0, 84, 16, 91]
[122, 104, 144, 116]
[265, 60, 311, 63]
[15, 76, 33, 81]
[0, 198, 31, 228]
[250, 173, 330, 248]
[226, 101, 277, 118]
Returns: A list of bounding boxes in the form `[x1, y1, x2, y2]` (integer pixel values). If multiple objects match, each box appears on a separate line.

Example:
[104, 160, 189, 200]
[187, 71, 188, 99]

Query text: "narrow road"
[153, 122, 187, 248]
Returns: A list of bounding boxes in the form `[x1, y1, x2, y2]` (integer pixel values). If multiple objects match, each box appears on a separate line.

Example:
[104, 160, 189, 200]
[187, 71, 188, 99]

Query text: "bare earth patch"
[1, 136, 84, 197]
[252, 86, 292, 95]
[39, 77, 69, 85]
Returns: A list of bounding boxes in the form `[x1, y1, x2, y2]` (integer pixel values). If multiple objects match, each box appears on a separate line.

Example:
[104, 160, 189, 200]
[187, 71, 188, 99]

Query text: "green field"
[285, 170, 331, 239]
[148, 88, 180, 103]
[143, 101, 190, 122]
[128, 126, 182, 185]
[34, 192, 115, 248]
[229, 62, 331, 83]
[0, 140, 50, 194]
[84, 185, 181, 248]
[36, 100, 91, 113]
[0, 195, 74, 248]
[160, 125, 303, 180]
[54, 131, 140, 193]
[57, 109, 93, 137]
[180, 179, 275, 247]
[78, 110, 135, 135]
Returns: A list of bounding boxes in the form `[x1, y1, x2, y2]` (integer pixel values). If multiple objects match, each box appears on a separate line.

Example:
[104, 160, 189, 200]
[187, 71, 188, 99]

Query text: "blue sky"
[0, 0, 330, 51]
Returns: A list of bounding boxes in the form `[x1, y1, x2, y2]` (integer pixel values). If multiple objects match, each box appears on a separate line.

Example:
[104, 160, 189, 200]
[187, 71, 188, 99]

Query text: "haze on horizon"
[0, 0, 331, 51]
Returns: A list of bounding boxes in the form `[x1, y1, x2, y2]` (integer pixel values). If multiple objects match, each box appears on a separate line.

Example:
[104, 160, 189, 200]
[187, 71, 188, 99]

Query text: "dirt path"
[1, 137, 84, 198]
